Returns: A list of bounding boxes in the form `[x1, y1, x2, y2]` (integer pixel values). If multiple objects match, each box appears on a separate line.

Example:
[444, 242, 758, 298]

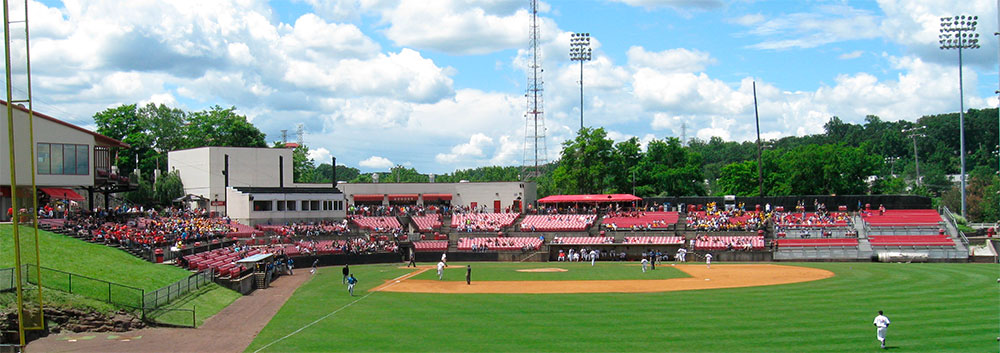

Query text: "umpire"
[342, 264, 350, 284]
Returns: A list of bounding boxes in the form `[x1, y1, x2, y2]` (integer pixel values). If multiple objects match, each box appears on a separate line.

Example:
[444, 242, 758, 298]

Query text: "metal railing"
[940, 207, 969, 245]
[143, 269, 214, 311]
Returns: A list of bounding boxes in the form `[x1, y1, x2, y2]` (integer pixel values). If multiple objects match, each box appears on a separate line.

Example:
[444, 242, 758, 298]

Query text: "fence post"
[68, 274, 72, 294]
[192, 305, 196, 328]
[108, 283, 112, 303]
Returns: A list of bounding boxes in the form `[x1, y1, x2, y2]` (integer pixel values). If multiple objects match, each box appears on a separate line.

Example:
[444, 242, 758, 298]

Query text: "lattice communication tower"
[521, 0, 547, 180]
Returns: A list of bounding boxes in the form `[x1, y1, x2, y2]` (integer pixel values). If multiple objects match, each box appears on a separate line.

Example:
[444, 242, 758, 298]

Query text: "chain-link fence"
[143, 269, 214, 311]
[22, 264, 144, 309]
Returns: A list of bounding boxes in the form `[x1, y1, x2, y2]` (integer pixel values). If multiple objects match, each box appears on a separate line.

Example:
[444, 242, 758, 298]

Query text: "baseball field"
[246, 261, 998, 352]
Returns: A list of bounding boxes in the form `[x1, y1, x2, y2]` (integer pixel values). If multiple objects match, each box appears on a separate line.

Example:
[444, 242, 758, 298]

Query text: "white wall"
[338, 181, 536, 211]
[0, 105, 96, 187]
[169, 146, 294, 204]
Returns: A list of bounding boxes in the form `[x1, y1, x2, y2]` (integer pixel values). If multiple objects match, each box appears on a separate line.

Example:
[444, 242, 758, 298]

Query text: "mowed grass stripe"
[247, 262, 999, 352]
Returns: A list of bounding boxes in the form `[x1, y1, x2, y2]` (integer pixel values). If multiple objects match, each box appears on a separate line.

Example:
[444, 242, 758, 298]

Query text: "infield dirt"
[375, 264, 833, 294]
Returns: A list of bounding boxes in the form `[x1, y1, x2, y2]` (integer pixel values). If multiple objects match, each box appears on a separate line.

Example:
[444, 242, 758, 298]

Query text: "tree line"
[92, 102, 1000, 223]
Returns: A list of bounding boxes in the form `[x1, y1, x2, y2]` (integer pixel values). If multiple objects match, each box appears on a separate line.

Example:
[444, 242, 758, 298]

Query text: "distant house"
[0, 100, 132, 220]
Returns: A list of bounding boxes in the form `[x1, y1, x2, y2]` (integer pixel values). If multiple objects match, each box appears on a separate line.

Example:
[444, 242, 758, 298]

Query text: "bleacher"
[776, 212, 851, 227]
[623, 236, 684, 245]
[686, 211, 767, 231]
[412, 215, 442, 232]
[520, 214, 597, 232]
[281, 240, 342, 256]
[413, 240, 448, 252]
[869, 235, 954, 247]
[182, 247, 264, 278]
[351, 216, 402, 232]
[551, 236, 613, 245]
[862, 209, 942, 227]
[451, 213, 519, 232]
[457, 237, 543, 251]
[227, 222, 262, 238]
[775, 238, 859, 248]
[693, 235, 765, 250]
[601, 212, 679, 230]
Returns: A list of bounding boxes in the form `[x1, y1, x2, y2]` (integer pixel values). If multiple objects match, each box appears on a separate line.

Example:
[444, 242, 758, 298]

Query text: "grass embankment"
[0, 225, 239, 326]
[249, 262, 999, 353]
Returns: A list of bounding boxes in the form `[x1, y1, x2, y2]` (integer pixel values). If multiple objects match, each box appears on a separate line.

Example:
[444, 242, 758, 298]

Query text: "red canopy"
[388, 194, 418, 202]
[422, 193, 452, 201]
[538, 194, 642, 204]
[352, 194, 384, 202]
[40, 187, 85, 201]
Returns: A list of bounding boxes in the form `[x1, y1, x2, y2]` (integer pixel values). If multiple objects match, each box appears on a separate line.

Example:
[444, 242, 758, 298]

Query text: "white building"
[0, 101, 131, 220]
[168, 146, 346, 225]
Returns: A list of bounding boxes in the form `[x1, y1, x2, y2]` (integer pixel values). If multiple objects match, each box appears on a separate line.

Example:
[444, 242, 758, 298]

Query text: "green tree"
[635, 137, 705, 197]
[154, 170, 185, 206]
[550, 127, 615, 194]
[716, 160, 758, 196]
[183, 106, 267, 148]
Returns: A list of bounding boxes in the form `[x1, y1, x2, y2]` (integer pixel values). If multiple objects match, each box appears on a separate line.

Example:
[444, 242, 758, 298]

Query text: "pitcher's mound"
[516, 268, 568, 273]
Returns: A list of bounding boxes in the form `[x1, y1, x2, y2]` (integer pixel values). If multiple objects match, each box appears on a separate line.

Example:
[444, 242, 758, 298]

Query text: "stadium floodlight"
[569, 32, 592, 131]
[940, 15, 980, 219]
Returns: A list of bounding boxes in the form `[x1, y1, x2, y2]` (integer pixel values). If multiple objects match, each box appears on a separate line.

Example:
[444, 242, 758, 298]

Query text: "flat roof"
[236, 253, 274, 263]
[234, 186, 342, 194]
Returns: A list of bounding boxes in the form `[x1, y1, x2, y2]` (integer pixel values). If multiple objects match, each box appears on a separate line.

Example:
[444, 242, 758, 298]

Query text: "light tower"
[521, 0, 548, 180]
[939, 15, 980, 219]
[569, 32, 591, 131]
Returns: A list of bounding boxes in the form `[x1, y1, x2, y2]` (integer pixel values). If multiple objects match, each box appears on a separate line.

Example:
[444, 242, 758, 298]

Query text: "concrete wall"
[226, 186, 346, 225]
[169, 146, 294, 203]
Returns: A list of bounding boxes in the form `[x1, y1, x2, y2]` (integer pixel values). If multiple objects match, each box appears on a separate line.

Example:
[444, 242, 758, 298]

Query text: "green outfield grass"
[408, 261, 689, 281]
[248, 262, 999, 353]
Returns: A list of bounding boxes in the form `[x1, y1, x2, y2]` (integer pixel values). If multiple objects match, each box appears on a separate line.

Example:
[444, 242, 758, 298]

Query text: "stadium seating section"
[601, 212, 679, 229]
[351, 216, 401, 232]
[686, 211, 767, 231]
[775, 238, 859, 247]
[412, 215, 442, 232]
[551, 236, 613, 245]
[457, 237, 542, 251]
[694, 235, 765, 250]
[413, 240, 449, 252]
[623, 236, 684, 245]
[776, 212, 851, 227]
[862, 209, 942, 226]
[520, 214, 597, 232]
[182, 247, 265, 277]
[451, 213, 519, 232]
[868, 235, 954, 247]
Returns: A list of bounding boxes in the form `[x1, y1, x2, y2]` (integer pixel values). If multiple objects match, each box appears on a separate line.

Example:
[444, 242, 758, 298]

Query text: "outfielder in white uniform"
[873, 310, 890, 349]
[590, 250, 597, 266]
[441, 253, 448, 266]
[640, 258, 649, 273]
[705, 253, 712, 268]
[437, 261, 446, 280]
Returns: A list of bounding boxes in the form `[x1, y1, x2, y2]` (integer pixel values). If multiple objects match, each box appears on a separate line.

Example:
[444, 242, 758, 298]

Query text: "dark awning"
[422, 193, 452, 201]
[538, 194, 642, 204]
[353, 194, 384, 202]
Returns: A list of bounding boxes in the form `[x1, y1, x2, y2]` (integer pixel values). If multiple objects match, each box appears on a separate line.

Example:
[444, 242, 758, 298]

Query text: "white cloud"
[732, 13, 765, 26]
[307, 147, 332, 163]
[359, 156, 394, 169]
[611, 0, 723, 10]
[374, 0, 529, 55]
[627, 46, 715, 72]
[838, 50, 864, 60]
[740, 4, 882, 50]
[436, 133, 495, 163]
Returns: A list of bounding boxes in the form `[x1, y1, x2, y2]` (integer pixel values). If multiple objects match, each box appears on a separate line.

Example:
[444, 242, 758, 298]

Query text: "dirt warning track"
[374, 264, 833, 294]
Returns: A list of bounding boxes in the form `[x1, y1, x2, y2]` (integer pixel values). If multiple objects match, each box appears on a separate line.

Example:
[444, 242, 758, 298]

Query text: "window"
[276, 201, 286, 211]
[302, 201, 310, 211]
[310, 200, 320, 211]
[323, 201, 332, 210]
[253, 200, 272, 211]
[37, 143, 89, 175]
[286, 200, 296, 211]
[333, 200, 344, 211]
[37, 144, 49, 174]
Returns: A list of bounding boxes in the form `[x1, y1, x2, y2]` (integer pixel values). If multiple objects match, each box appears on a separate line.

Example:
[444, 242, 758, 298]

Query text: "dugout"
[237, 253, 277, 290]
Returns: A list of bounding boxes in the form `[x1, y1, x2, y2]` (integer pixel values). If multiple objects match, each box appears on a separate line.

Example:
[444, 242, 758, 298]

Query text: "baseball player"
[466, 265, 471, 285]
[441, 253, 448, 267]
[873, 310, 890, 349]
[640, 257, 649, 273]
[346, 274, 357, 296]
[437, 261, 446, 280]
[590, 249, 597, 266]
[705, 253, 712, 269]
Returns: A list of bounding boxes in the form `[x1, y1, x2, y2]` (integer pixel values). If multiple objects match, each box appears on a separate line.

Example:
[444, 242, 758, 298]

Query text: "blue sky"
[11, 0, 1000, 174]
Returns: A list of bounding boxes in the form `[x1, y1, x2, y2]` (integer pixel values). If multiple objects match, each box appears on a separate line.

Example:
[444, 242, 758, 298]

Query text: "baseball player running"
[346, 274, 358, 296]
[437, 261, 446, 280]
[705, 253, 712, 269]
[873, 310, 890, 349]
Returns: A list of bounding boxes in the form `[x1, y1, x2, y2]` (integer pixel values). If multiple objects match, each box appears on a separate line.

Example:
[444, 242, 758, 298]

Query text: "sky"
[5, 0, 1000, 174]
